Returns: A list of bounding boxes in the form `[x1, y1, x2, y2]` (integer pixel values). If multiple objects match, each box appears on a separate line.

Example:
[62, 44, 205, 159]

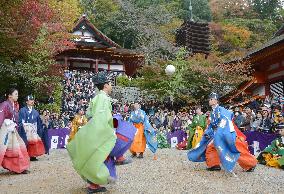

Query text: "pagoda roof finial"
[189, 0, 193, 21]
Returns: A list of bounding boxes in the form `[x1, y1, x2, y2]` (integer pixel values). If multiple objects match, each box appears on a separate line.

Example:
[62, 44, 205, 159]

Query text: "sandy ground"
[1, 148, 284, 194]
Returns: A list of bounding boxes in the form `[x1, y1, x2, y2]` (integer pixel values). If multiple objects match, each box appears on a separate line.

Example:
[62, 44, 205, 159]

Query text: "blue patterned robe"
[187, 105, 240, 172]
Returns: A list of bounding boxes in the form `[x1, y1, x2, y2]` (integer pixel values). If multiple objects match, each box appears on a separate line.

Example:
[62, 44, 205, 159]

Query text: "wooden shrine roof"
[274, 24, 284, 37]
[73, 42, 143, 57]
[247, 33, 284, 59]
[73, 15, 120, 48]
[56, 15, 144, 76]
[70, 15, 144, 58]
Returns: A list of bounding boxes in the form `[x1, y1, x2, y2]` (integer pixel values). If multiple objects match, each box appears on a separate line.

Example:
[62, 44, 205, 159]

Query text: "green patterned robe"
[257, 137, 284, 167]
[187, 114, 207, 149]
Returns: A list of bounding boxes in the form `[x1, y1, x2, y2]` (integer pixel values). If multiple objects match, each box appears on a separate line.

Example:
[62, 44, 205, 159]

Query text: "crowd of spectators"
[37, 70, 95, 129]
[40, 110, 71, 130]
[42, 69, 121, 129]
[41, 70, 283, 136]
[41, 93, 284, 137]
[111, 94, 284, 135]
[232, 95, 284, 133]
[112, 101, 202, 134]
[61, 70, 96, 118]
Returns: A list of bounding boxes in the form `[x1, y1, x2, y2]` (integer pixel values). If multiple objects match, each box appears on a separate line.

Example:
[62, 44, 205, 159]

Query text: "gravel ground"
[1, 148, 284, 194]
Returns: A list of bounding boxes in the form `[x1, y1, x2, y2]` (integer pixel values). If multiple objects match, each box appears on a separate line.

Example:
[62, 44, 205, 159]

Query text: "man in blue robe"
[188, 92, 257, 173]
[19, 95, 46, 161]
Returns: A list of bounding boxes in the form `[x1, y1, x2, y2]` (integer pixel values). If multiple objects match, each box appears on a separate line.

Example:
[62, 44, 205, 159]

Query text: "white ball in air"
[165, 65, 175, 75]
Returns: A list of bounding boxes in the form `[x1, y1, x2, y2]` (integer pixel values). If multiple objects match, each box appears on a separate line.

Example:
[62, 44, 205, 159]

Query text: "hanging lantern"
[165, 65, 175, 75]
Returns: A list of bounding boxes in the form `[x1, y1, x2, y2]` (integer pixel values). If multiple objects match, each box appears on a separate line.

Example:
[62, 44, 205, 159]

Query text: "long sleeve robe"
[187, 114, 207, 149]
[258, 137, 284, 168]
[0, 100, 30, 173]
[67, 91, 116, 185]
[129, 109, 158, 154]
[18, 106, 46, 157]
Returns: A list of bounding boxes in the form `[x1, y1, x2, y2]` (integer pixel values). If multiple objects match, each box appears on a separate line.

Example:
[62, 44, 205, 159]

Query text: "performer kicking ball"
[67, 71, 117, 193]
[188, 92, 257, 174]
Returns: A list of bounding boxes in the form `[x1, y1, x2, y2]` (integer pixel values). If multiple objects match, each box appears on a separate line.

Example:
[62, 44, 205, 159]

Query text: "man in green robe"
[67, 71, 117, 193]
[187, 106, 207, 150]
[257, 123, 284, 169]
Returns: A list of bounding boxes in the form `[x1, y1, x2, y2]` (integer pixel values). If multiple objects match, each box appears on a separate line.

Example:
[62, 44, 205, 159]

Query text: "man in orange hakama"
[129, 103, 147, 158]
[205, 125, 257, 171]
[129, 103, 157, 158]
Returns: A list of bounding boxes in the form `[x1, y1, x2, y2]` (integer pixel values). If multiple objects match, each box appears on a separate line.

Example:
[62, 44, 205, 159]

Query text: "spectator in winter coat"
[251, 112, 262, 131]
[259, 108, 273, 133]
[233, 107, 244, 128]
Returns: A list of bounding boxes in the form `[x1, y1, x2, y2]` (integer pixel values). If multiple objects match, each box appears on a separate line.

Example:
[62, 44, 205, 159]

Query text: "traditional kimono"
[18, 106, 45, 157]
[109, 114, 137, 173]
[67, 91, 117, 185]
[187, 114, 207, 149]
[129, 109, 158, 154]
[0, 100, 30, 173]
[68, 114, 87, 142]
[188, 105, 257, 172]
[257, 136, 284, 169]
[112, 114, 136, 158]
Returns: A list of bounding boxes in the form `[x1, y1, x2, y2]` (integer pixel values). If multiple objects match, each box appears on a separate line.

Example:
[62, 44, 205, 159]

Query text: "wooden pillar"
[265, 82, 270, 96]
[264, 70, 270, 96]
[108, 63, 110, 71]
[95, 59, 98, 72]
[64, 57, 68, 68]
[122, 60, 126, 74]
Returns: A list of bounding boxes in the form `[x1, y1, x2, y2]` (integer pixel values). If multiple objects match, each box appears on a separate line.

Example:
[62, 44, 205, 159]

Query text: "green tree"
[48, 0, 83, 30]
[223, 18, 277, 48]
[251, 0, 283, 23]
[97, 0, 180, 63]
[135, 48, 252, 103]
[209, 0, 256, 21]
[0, 0, 77, 107]
[181, 0, 212, 22]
